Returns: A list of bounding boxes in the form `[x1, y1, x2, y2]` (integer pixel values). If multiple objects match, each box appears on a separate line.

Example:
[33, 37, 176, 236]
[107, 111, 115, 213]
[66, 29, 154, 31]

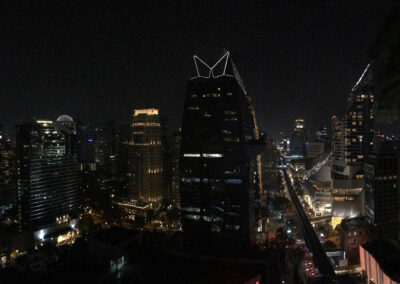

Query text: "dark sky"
[0, 1, 378, 138]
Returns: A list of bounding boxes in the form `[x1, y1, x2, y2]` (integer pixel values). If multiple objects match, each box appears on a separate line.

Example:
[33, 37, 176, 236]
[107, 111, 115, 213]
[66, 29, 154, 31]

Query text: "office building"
[290, 118, 308, 158]
[0, 130, 16, 217]
[160, 117, 172, 201]
[364, 137, 400, 238]
[179, 51, 263, 247]
[171, 129, 181, 207]
[129, 109, 163, 204]
[331, 64, 374, 189]
[331, 64, 375, 219]
[16, 116, 80, 242]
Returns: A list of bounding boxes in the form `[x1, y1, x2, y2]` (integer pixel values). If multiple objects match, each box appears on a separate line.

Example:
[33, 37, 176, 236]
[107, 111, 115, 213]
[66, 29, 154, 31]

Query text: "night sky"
[0, 1, 378, 139]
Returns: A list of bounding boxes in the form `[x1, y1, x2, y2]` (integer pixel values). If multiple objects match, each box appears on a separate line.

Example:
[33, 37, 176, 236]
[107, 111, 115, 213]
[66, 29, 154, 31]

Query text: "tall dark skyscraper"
[16, 116, 80, 240]
[0, 128, 15, 218]
[170, 129, 181, 208]
[179, 52, 262, 247]
[129, 109, 163, 204]
[290, 118, 308, 158]
[364, 137, 400, 238]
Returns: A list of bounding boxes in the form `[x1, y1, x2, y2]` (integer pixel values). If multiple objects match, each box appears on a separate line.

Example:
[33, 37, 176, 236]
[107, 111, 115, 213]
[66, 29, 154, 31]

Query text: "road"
[283, 169, 338, 283]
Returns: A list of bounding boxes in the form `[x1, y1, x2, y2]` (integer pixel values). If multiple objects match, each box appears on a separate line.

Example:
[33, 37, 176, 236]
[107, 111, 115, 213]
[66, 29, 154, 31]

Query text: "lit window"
[183, 153, 201, 157]
[202, 153, 223, 158]
[185, 214, 200, 220]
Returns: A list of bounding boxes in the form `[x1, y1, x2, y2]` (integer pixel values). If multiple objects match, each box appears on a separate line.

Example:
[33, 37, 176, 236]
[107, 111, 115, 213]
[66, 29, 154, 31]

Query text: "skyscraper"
[179, 51, 263, 247]
[290, 118, 308, 158]
[129, 109, 163, 204]
[170, 129, 181, 208]
[16, 116, 80, 240]
[160, 116, 172, 201]
[364, 137, 400, 238]
[331, 64, 375, 218]
[0, 129, 15, 218]
[331, 64, 374, 189]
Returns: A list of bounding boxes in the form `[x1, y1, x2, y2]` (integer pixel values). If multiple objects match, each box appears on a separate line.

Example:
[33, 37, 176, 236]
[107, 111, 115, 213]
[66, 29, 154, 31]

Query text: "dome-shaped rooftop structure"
[56, 115, 74, 122]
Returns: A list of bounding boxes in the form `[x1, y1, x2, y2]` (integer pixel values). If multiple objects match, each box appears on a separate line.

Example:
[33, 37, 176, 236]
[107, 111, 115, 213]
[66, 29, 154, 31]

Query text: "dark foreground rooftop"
[362, 239, 400, 282]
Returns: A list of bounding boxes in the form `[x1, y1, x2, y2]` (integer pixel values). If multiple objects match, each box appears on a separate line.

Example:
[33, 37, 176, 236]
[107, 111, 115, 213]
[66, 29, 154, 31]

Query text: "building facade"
[364, 138, 400, 238]
[16, 116, 80, 239]
[0, 132, 16, 217]
[179, 52, 263, 247]
[170, 129, 181, 207]
[331, 64, 375, 220]
[339, 217, 371, 264]
[290, 118, 308, 158]
[129, 109, 163, 204]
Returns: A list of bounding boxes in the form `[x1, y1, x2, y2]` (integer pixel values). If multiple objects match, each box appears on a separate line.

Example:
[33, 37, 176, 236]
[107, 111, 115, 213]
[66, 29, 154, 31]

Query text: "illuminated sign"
[134, 109, 159, 116]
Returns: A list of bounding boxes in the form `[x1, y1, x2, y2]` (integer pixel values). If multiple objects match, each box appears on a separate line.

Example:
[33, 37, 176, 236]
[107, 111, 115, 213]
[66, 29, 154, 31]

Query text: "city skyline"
[1, 2, 399, 283]
[0, 1, 378, 139]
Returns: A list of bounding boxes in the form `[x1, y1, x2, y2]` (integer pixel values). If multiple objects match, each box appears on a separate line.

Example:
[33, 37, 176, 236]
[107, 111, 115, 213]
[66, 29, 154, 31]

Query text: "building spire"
[192, 51, 231, 78]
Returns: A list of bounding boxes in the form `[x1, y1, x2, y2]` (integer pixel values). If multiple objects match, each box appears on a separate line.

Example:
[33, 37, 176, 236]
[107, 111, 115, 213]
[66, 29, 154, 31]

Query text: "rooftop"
[362, 239, 400, 282]
[340, 216, 370, 231]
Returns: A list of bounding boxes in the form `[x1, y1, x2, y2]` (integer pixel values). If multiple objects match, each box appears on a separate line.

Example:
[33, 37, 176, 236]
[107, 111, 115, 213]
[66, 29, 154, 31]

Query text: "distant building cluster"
[0, 51, 273, 276]
[0, 45, 399, 283]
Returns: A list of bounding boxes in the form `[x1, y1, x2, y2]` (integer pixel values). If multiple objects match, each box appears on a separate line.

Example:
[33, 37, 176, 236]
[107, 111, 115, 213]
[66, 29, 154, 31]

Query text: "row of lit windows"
[374, 175, 398, 181]
[191, 93, 221, 99]
[191, 92, 233, 99]
[183, 153, 223, 158]
[147, 168, 162, 174]
[132, 122, 160, 127]
[332, 196, 356, 201]
[181, 177, 242, 184]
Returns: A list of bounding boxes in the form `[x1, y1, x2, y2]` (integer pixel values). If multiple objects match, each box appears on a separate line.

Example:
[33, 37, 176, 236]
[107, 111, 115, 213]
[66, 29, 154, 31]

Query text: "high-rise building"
[0, 129, 16, 217]
[331, 64, 375, 219]
[92, 121, 119, 173]
[179, 51, 263, 247]
[331, 65, 374, 189]
[115, 122, 131, 178]
[94, 127, 108, 167]
[290, 118, 308, 158]
[76, 122, 96, 170]
[364, 137, 400, 238]
[160, 116, 172, 201]
[129, 109, 163, 204]
[170, 129, 181, 207]
[16, 116, 80, 240]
